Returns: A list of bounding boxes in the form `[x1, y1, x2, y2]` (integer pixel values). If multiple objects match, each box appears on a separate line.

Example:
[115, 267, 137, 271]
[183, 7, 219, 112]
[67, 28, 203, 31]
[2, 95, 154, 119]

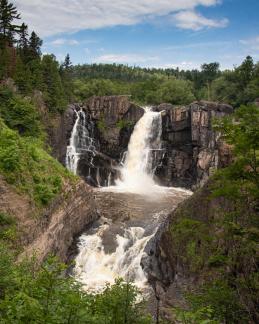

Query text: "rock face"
[155, 101, 233, 188]
[52, 97, 232, 189]
[22, 181, 99, 264]
[0, 176, 99, 264]
[143, 182, 229, 320]
[57, 96, 143, 187]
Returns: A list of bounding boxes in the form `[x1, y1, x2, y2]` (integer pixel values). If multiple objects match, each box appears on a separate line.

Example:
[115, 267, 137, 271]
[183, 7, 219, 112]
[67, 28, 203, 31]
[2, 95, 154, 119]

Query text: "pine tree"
[28, 31, 42, 60]
[17, 22, 28, 61]
[63, 53, 72, 71]
[41, 54, 67, 113]
[0, 0, 21, 48]
[60, 53, 74, 102]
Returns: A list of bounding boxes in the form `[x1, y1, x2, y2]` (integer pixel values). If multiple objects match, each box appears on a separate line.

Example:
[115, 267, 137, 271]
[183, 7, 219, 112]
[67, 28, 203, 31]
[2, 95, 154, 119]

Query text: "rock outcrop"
[51, 97, 232, 189]
[0, 176, 98, 263]
[142, 182, 228, 320]
[156, 101, 233, 188]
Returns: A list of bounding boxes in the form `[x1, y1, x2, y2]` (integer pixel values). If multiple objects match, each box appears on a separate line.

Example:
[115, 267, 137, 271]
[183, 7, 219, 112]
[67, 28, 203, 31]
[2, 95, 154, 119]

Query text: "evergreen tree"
[13, 55, 32, 94]
[0, 0, 21, 47]
[17, 22, 28, 61]
[60, 53, 74, 102]
[41, 54, 67, 113]
[28, 31, 42, 60]
[201, 62, 220, 101]
[63, 53, 72, 70]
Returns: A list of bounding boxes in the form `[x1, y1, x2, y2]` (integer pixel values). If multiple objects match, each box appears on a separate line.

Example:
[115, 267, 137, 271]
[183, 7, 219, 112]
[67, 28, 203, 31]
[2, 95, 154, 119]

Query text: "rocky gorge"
[52, 96, 232, 190]
[0, 95, 234, 321]
[38, 95, 233, 318]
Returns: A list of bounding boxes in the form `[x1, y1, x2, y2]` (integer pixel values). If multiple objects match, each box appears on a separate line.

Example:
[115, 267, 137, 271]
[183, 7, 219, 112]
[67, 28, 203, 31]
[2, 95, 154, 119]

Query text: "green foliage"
[177, 280, 247, 323]
[0, 119, 70, 206]
[41, 54, 68, 113]
[73, 75, 195, 106]
[212, 57, 259, 106]
[0, 252, 152, 324]
[73, 78, 130, 102]
[175, 305, 219, 324]
[0, 212, 15, 226]
[0, 212, 16, 243]
[116, 119, 134, 129]
[171, 218, 213, 273]
[0, 0, 21, 48]
[0, 85, 42, 137]
[97, 117, 107, 131]
[170, 104, 259, 323]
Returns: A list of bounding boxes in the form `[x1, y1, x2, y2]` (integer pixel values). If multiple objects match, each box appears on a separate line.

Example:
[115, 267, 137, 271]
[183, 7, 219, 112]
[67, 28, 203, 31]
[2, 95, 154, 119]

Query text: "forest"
[0, 0, 259, 323]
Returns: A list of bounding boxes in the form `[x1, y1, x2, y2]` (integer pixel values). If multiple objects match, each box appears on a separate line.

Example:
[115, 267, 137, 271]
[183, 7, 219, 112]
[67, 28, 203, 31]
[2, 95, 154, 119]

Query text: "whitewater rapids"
[72, 106, 192, 293]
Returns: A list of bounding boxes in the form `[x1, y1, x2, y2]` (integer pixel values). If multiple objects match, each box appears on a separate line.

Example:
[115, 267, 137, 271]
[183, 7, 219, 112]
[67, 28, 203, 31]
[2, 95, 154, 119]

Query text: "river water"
[67, 107, 192, 292]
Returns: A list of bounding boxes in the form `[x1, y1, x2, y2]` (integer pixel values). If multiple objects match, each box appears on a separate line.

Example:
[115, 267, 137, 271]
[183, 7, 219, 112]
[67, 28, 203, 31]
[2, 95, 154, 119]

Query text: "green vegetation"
[72, 57, 259, 107]
[0, 249, 152, 323]
[171, 105, 259, 323]
[116, 119, 134, 129]
[0, 0, 71, 114]
[1, 1, 259, 323]
[0, 85, 43, 137]
[0, 118, 71, 206]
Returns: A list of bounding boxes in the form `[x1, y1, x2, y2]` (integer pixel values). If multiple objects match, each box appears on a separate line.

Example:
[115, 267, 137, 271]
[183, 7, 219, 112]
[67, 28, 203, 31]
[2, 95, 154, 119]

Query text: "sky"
[13, 0, 259, 70]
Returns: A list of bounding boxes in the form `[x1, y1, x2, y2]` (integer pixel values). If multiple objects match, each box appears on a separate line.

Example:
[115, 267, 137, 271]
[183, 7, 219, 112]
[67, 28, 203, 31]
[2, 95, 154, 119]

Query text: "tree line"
[0, 0, 73, 113]
[72, 57, 259, 108]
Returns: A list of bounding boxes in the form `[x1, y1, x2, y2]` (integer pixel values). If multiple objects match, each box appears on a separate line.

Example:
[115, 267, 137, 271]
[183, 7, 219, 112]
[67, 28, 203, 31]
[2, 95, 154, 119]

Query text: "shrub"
[0, 119, 72, 206]
[0, 86, 43, 138]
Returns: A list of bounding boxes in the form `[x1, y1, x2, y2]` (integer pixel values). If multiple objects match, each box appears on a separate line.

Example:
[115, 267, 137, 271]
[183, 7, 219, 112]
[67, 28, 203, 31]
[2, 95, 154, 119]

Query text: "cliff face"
[54, 97, 232, 189]
[156, 101, 233, 188]
[143, 182, 229, 319]
[0, 176, 98, 263]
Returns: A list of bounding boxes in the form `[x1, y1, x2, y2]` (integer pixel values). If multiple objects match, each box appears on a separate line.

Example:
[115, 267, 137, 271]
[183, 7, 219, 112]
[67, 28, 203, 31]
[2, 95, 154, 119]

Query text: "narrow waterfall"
[116, 107, 164, 194]
[66, 108, 96, 175]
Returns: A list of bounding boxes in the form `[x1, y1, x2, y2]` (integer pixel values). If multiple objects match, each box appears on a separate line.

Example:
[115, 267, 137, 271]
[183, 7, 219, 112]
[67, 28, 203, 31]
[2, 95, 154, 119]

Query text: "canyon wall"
[0, 176, 99, 264]
[54, 96, 232, 189]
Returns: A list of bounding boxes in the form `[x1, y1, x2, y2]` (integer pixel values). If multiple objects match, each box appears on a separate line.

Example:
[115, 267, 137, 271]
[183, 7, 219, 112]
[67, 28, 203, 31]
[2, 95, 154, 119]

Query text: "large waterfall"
[115, 107, 163, 194]
[74, 108, 192, 291]
[73, 106, 191, 294]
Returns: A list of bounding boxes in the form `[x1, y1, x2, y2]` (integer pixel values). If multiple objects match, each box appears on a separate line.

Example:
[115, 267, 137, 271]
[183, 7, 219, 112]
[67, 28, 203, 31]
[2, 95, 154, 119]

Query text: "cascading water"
[66, 108, 96, 175]
[75, 222, 152, 292]
[115, 106, 164, 194]
[74, 106, 192, 294]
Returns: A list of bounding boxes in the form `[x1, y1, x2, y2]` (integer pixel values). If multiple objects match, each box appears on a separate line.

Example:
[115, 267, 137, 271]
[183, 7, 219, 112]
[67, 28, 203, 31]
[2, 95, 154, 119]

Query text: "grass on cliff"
[0, 118, 74, 206]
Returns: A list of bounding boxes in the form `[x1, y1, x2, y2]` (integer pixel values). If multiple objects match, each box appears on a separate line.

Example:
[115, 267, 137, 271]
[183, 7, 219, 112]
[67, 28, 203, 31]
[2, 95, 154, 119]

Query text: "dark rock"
[49, 97, 233, 189]
[156, 100, 233, 189]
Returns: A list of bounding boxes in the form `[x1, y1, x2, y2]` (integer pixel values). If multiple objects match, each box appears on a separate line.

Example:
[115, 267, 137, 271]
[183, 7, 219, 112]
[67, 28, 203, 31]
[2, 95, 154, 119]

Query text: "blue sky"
[14, 0, 259, 70]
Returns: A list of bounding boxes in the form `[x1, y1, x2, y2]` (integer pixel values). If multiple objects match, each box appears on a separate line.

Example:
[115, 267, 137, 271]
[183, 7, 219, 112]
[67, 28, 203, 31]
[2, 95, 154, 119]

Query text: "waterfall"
[66, 108, 96, 175]
[116, 107, 164, 194]
[74, 106, 192, 294]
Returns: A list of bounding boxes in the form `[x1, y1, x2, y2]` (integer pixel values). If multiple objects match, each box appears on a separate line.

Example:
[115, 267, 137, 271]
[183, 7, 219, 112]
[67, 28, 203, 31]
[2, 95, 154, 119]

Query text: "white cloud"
[13, 0, 226, 37]
[173, 10, 228, 30]
[94, 53, 159, 64]
[50, 38, 79, 46]
[240, 36, 259, 51]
